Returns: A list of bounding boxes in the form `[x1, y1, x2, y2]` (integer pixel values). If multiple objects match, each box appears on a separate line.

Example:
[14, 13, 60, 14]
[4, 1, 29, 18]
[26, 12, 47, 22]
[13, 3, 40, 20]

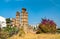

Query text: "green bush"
[2, 26, 19, 37]
[36, 18, 56, 34]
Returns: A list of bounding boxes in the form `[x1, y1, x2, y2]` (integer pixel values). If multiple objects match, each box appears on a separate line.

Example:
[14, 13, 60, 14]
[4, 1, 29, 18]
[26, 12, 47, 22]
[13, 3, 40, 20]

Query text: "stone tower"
[12, 18, 16, 26]
[21, 8, 28, 33]
[16, 11, 20, 27]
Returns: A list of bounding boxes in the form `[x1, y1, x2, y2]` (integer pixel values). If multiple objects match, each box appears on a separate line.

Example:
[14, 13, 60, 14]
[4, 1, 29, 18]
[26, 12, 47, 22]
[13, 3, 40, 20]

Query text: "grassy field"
[8, 33, 60, 39]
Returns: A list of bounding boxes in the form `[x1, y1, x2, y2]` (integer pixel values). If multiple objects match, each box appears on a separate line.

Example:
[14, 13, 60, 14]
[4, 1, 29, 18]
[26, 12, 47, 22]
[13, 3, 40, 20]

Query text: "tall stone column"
[21, 8, 28, 33]
[11, 18, 16, 26]
[16, 11, 20, 27]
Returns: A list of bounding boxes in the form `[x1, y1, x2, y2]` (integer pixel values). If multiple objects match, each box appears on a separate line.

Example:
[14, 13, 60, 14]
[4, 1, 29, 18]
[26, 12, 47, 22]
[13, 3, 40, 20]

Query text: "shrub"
[2, 26, 19, 37]
[36, 18, 56, 34]
[0, 30, 9, 39]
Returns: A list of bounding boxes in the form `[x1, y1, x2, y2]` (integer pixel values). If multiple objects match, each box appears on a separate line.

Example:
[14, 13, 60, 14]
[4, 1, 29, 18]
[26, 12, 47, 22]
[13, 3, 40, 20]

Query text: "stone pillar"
[16, 11, 20, 27]
[11, 18, 16, 26]
[21, 8, 28, 33]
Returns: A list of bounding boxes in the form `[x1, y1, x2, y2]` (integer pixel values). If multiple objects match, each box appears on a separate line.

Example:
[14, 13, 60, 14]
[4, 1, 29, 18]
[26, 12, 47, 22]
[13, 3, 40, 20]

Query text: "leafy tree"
[6, 18, 11, 26]
[36, 18, 56, 34]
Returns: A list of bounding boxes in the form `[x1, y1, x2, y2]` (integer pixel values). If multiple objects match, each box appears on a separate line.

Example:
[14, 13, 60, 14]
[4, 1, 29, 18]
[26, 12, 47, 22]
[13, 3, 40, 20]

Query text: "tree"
[36, 18, 56, 34]
[6, 18, 11, 26]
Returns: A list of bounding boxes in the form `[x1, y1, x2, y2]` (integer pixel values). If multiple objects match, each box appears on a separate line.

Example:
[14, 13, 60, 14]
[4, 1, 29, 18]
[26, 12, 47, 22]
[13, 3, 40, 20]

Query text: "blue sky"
[0, 0, 60, 27]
